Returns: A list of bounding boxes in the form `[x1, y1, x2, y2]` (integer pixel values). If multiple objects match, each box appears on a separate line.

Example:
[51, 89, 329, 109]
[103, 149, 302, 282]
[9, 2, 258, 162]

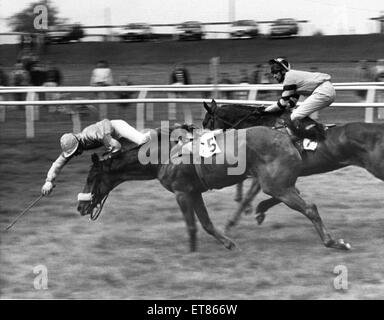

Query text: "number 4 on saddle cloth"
[279, 117, 336, 153]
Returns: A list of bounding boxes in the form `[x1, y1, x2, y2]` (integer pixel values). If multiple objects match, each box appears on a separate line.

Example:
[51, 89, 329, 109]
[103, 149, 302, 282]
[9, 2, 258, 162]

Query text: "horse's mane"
[216, 104, 285, 126]
[214, 104, 325, 140]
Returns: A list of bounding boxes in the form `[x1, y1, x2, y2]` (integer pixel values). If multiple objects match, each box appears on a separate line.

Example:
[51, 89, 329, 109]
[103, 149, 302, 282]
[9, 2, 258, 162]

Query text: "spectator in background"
[237, 69, 249, 100]
[355, 60, 374, 101]
[251, 64, 261, 84]
[0, 64, 9, 110]
[373, 60, 384, 107]
[356, 60, 371, 82]
[29, 61, 47, 86]
[29, 61, 47, 101]
[0, 63, 9, 86]
[373, 59, 384, 82]
[44, 61, 63, 108]
[20, 50, 39, 74]
[44, 61, 62, 86]
[219, 72, 234, 99]
[203, 76, 213, 99]
[11, 62, 30, 100]
[259, 63, 273, 84]
[170, 63, 190, 85]
[90, 60, 113, 113]
[169, 63, 192, 123]
[219, 72, 233, 85]
[116, 77, 134, 107]
[90, 60, 113, 86]
[239, 68, 249, 84]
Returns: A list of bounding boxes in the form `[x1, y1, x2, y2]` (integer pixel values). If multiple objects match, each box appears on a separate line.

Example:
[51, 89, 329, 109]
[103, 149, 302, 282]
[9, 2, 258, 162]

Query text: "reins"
[213, 109, 261, 129]
[90, 193, 109, 221]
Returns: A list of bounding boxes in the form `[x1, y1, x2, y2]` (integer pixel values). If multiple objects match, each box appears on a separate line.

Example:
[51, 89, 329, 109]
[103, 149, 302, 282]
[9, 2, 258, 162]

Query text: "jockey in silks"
[41, 119, 151, 196]
[264, 57, 336, 133]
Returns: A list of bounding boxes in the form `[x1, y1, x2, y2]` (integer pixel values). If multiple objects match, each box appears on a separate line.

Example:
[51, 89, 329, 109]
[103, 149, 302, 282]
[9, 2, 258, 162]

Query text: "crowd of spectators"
[3, 53, 384, 106]
[0, 50, 63, 101]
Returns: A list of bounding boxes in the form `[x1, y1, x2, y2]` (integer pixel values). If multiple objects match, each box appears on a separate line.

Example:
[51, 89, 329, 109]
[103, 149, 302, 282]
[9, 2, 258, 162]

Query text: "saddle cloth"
[169, 129, 247, 190]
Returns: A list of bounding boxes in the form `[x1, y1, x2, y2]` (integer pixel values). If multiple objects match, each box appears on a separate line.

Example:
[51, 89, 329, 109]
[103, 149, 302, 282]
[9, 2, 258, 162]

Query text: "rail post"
[98, 90, 108, 120]
[365, 88, 376, 123]
[25, 91, 38, 138]
[168, 92, 176, 120]
[136, 89, 147, 130]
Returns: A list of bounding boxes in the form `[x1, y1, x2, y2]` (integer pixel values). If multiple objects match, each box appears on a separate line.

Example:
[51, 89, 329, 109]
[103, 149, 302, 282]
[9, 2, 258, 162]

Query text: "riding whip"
[4, 194, 44, 231]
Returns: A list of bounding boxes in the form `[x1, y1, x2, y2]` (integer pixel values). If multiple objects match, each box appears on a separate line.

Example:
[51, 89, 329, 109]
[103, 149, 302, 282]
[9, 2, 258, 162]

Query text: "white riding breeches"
[291, 81, 336, 121]
[110, 120, 149, 145]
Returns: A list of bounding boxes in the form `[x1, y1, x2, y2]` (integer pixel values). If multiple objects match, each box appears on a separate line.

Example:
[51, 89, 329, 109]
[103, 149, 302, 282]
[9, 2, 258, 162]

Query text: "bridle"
[90, 193, 109, 221]
[86, 155, 115, 221]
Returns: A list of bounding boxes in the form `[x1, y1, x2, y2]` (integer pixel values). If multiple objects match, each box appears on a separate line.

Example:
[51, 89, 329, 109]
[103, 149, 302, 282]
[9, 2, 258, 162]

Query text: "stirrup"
[305, 124, 316, 130]
[324, 124, 336, 129]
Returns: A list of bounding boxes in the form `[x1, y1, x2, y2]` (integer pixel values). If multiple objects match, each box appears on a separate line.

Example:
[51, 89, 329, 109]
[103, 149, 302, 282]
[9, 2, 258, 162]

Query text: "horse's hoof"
[255, 213, 265, 225]
[244, 204, 253, 215]
[338, 239, 352, 250]
[224, 239, 237, 250]
[325, 239, 351, 250]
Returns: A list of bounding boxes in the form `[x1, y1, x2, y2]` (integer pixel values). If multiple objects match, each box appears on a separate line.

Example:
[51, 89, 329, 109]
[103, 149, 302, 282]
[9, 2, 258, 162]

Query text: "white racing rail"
[1, 83, 384, 138]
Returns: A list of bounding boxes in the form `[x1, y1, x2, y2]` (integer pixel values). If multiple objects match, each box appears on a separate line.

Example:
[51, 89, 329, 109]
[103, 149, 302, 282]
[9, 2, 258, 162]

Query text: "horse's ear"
[203, 102, 212, 114]
[91, 153, 99, 165]
[211, 99, 217, 112]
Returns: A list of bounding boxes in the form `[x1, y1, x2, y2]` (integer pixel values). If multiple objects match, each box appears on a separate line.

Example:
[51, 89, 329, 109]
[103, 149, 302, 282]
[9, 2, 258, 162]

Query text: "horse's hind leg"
[255, 189, 300, 225]
[273, 187, 351, 250]
[255, 197, 281, 225]
[191, 192, 237, 250]
[175, 192, 198, 252]
[226, 178, 261, 233]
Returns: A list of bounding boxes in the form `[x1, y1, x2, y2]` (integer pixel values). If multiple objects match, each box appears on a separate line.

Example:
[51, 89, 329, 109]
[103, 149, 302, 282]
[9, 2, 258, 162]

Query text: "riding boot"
[291, 118, 326, 141]
[289, 135, 305, 154]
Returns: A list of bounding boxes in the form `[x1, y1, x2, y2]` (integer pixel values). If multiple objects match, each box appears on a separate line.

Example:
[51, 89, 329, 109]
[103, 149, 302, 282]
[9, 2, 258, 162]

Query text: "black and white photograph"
[1, 0, 384, 303]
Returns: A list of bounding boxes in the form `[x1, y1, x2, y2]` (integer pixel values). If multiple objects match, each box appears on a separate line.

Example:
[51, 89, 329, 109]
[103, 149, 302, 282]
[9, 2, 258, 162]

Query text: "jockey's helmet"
[269, 58, 291, 72]
[60, 133, 79, 158]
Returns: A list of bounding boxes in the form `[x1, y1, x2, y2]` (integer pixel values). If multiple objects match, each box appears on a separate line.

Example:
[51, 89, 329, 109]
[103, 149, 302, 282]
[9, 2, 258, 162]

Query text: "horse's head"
[202, 99, 270, 130]
[202, 100, 219, 130]
[77, 153, 120, 219]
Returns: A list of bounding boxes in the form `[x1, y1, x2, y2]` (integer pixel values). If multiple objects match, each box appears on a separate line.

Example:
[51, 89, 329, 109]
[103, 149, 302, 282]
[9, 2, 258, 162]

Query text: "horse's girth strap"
[194, 164, 210, 191]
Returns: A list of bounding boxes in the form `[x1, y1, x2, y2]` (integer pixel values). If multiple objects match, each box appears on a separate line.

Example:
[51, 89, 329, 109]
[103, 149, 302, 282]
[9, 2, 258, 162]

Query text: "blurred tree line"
[7, 0, 66, 33]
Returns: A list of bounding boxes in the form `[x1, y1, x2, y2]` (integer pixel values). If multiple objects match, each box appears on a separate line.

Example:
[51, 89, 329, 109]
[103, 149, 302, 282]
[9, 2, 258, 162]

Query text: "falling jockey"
[41, 119, 151, 196]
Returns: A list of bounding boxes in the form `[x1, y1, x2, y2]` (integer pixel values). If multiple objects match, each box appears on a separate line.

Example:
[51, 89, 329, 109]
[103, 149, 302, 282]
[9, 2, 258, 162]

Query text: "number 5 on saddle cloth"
[170, 129, 223, 164]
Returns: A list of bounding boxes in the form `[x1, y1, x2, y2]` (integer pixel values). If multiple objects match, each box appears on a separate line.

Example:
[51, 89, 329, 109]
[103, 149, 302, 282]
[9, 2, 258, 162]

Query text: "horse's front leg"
[226, 178, 261, 233]
[191, 192, 237, 250]
[175, 191, 198, 252]
[234, 181, 243, 202]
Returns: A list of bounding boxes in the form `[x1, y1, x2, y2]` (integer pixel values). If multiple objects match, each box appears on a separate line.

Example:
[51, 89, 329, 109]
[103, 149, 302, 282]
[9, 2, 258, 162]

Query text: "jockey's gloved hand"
[108, 138, 122, 153]
[41, 181, 54, 196]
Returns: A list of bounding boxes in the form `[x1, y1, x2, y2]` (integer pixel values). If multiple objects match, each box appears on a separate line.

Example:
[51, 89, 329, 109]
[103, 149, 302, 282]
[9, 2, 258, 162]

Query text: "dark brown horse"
[202, 100, 384, 232]
[77, 124, 351, 252]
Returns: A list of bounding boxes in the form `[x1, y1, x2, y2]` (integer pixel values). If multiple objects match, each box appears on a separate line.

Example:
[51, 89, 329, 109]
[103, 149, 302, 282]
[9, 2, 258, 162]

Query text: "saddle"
[273, 116, 335, 154]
